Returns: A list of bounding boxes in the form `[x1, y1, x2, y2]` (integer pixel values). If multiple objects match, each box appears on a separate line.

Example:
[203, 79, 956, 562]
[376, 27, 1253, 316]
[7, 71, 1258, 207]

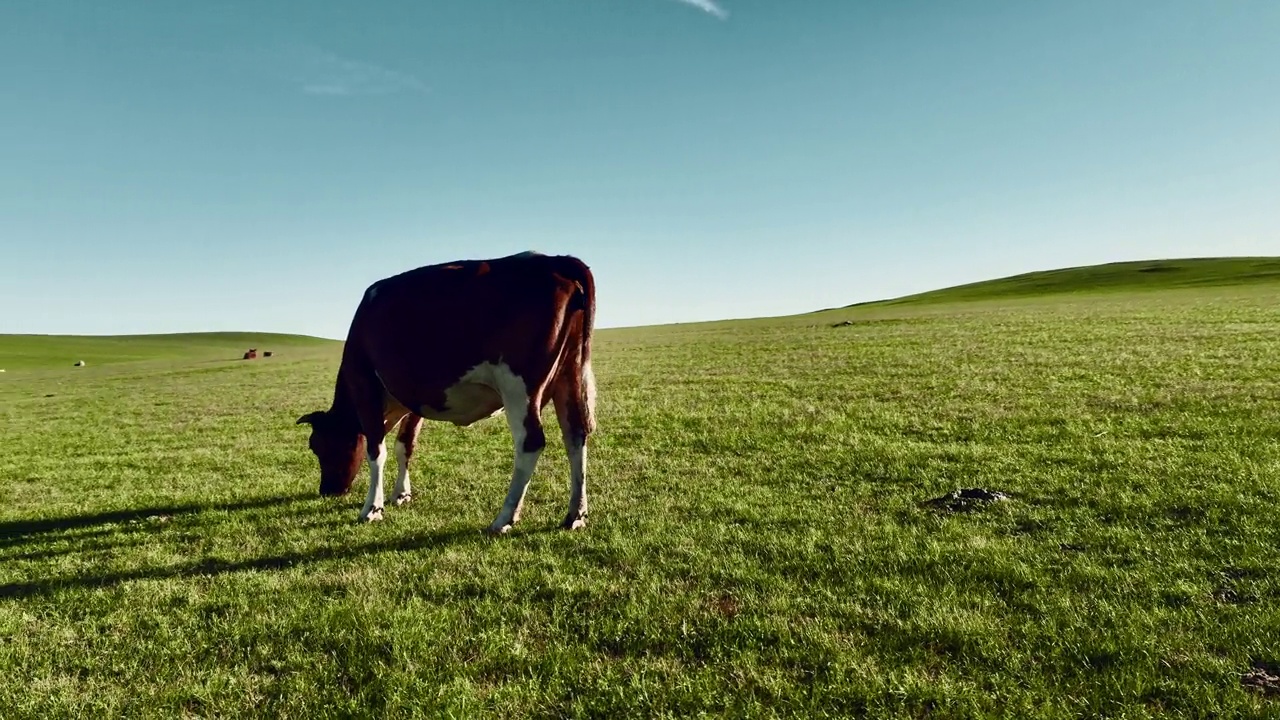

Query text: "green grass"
[2, 260, 1280, 718]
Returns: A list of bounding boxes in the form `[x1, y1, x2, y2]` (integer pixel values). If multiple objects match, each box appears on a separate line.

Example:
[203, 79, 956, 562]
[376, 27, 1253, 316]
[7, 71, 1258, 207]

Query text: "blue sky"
[2, 1, 1277, 338]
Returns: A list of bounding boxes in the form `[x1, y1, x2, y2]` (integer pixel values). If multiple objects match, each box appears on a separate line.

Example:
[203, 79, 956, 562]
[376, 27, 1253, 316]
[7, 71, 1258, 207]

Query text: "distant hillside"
[0, 332, 336, 372]
[845, 257, 1280, 309]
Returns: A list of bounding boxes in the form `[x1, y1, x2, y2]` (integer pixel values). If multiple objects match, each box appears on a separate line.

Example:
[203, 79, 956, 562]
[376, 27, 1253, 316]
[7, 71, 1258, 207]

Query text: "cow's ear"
[296, 411, 324, 426]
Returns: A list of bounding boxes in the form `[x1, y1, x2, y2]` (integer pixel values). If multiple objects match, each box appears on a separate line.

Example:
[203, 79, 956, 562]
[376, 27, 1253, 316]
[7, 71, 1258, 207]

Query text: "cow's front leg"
[392, 414, 422, 507]
[359, 438, 387, 522]
[486, 399, 544, 536]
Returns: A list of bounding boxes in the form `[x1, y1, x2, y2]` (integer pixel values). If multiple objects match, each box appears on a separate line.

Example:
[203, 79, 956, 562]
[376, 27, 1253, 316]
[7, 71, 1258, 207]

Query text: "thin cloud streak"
[223, 42, 429, 97]
[672, 0, 728, 20]
[296, 49, 428, 97]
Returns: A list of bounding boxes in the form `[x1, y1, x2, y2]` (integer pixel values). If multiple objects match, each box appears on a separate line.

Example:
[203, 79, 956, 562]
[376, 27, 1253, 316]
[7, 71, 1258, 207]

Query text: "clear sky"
[2, 1, 1277, 339]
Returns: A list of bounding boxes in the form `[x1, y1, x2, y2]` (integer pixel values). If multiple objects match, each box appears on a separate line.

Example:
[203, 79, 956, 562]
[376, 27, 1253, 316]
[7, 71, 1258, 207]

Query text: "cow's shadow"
[0, 493, 315, 545]
[0, 492, 487, 600]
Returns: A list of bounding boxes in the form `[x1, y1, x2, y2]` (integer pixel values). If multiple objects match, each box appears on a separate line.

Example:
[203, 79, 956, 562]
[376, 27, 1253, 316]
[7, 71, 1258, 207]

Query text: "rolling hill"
[841, 256, 1280, 309]
[0, 332, 336, 372]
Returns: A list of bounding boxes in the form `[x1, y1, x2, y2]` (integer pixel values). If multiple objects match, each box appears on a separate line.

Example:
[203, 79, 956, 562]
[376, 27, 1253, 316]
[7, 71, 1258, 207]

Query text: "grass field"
[2, 259, 1279, 718]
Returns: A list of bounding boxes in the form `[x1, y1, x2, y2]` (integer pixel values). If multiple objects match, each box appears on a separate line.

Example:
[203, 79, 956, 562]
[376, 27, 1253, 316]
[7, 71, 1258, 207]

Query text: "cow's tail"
[565, 257, 597, 435]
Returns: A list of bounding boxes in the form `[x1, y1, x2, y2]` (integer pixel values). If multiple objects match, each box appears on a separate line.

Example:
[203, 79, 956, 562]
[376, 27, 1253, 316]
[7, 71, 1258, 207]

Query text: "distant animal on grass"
[243, 349, 257, 360]
[296, 251, 597, 535]
[74, 360, 86, 367]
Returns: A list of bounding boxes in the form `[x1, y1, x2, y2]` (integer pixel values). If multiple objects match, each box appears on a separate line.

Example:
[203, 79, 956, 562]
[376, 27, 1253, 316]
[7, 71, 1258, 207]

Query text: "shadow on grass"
[0, 523, 487, 600]
[5, 538, 155, 564]
[0, 492, 316, 546]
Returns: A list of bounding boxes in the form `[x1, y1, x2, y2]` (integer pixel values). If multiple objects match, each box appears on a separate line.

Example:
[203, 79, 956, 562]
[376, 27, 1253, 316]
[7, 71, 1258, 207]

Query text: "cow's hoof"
[484, 523, 513, 537]
[394, 493, 412, 507]
[560, 516, 587, 531]
[359, 507, 384, 523]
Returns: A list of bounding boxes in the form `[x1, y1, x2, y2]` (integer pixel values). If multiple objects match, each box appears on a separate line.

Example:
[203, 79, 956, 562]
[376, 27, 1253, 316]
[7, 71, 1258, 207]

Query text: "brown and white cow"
[296, 251, 597, 535]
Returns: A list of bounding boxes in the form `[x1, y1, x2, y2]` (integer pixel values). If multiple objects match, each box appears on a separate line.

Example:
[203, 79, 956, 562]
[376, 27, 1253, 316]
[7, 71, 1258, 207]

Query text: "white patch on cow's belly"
[417, 362, 523, 426]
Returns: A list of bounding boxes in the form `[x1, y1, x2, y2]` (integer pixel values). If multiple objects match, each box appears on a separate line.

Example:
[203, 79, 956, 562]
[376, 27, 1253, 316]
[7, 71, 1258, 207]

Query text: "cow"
[296, 251, 597, 535]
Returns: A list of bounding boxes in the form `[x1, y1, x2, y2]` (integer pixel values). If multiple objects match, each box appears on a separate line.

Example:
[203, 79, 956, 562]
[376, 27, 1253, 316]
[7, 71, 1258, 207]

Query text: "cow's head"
[296, 410, 365, 496]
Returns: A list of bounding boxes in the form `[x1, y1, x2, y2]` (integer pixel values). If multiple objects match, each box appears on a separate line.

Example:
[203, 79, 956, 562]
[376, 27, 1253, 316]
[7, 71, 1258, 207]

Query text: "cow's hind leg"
[393, 414, 423, 507]
[553, 373, 593, 531]
[486, 392, 545, 536]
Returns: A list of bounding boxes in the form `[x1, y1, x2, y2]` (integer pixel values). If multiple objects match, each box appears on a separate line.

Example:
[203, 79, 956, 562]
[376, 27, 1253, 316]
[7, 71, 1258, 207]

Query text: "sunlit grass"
[2, 275, 1279, 718]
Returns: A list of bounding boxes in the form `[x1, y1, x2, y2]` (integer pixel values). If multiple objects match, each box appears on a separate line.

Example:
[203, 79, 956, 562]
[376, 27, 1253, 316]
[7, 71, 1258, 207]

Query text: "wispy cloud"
[225, 42, 429, 97]
[295, 48, 428, 97]
[672, 0, 729, 20]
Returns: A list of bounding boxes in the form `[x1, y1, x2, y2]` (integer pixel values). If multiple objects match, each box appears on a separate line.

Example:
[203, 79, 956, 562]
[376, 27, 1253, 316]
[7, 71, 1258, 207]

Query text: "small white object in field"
[74, 360, 86, 367]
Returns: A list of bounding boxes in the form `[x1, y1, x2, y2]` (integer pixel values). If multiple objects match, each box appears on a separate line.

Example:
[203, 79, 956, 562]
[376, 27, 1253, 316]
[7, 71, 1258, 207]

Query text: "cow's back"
[344, 252, 590, 410]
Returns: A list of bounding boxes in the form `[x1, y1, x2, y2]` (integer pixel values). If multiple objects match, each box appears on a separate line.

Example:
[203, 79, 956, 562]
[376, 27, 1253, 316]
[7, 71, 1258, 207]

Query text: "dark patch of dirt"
[706, 593, 741, 619]
[921, 487, 1012, 512]
[1242, 661, 1280, 697]
[1213, 586, 1255, 605]
[1213, 568, 1259, 605]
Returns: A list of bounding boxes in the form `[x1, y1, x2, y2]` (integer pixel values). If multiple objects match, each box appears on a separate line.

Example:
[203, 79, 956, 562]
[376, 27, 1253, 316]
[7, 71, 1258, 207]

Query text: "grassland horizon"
[5, 256, 1279, 354]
